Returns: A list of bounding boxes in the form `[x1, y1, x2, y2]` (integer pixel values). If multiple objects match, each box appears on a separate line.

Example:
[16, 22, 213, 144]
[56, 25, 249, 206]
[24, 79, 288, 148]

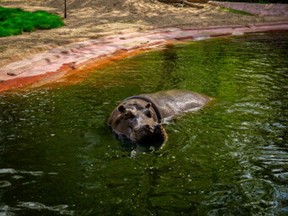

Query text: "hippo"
[108, 90, 211, 149]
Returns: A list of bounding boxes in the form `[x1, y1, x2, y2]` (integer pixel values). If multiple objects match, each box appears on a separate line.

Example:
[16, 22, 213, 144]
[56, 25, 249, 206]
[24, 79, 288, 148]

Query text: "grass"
[0, 6, 64, 37]
[219, 7, 254, 16]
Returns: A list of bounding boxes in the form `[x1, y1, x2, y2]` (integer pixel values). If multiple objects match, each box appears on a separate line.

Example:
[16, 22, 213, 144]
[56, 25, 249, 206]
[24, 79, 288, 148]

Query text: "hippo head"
[109, 102, 166, 148]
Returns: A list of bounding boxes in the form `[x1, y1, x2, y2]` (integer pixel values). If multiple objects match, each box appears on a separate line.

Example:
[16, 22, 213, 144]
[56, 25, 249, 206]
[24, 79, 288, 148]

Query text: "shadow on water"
[157, 44, 181, 90]
[0, 31, 288, 215]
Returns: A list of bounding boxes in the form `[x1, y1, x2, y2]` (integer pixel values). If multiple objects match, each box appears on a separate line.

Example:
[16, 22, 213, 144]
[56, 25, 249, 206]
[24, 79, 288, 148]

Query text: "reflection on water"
[0, 32, 288, 215]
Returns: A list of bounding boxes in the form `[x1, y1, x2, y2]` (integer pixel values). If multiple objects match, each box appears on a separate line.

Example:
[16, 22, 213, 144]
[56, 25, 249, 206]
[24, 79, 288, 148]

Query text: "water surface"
[0, 32, 288, 215]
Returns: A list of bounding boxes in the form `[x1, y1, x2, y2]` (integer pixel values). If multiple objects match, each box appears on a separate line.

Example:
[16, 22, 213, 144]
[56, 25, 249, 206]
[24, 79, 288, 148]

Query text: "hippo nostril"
[142, 124, 153, 133]
[154, 124, 162, 133]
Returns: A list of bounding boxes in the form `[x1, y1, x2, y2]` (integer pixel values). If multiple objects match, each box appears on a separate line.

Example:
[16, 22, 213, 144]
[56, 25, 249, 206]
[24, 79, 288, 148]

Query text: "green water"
[0, 32, 288, 215]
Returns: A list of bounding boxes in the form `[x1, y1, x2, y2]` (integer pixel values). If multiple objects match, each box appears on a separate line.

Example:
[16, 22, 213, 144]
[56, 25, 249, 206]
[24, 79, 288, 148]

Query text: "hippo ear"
[118, 105, 126, 113]
[145, 103, 151, 109]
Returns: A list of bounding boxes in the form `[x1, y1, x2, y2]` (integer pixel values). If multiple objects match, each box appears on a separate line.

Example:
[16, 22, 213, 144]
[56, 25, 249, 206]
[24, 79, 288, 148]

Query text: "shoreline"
[0, 1, 288, 92]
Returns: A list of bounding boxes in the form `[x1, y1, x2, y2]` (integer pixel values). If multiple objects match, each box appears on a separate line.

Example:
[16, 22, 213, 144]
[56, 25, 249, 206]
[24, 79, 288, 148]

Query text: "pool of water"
[0, 31, 287, 215]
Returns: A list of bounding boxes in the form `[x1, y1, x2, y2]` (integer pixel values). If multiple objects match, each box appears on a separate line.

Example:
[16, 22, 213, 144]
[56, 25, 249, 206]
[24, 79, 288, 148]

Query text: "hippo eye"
[145, 103, 151, 109]
[143, 109, 152, 118]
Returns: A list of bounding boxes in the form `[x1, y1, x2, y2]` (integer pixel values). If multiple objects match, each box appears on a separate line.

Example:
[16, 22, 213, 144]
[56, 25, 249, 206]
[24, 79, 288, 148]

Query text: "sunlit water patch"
[0, 32, 287, 215]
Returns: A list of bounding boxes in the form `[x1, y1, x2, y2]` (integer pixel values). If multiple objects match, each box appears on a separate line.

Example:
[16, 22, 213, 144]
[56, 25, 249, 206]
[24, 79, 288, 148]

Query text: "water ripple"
[0, 168, 44, 176]
[258, 145, 288, 183]
[17, 202, 74, 215]
[0, 180, 12, 188]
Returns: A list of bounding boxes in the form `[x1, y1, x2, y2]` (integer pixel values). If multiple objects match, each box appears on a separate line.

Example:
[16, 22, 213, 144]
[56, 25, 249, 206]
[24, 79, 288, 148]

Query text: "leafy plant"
[219, 7, 254, 16]
[0, 6, 64, 37]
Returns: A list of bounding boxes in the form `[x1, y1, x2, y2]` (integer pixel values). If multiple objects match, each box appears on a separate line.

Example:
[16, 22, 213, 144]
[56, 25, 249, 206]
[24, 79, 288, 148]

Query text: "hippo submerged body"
[108, 90, 211, 148]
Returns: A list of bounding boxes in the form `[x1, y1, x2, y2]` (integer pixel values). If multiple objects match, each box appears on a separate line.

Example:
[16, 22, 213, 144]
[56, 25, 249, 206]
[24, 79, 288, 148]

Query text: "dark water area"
[0, 32, 287, 215]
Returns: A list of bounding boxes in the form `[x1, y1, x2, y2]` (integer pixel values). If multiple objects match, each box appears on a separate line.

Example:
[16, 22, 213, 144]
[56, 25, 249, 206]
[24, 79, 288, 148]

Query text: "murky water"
[0, 32, 287, 215]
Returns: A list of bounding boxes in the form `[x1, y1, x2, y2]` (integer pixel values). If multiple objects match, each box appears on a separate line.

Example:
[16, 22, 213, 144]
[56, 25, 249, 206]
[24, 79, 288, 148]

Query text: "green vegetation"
[0, 6, 64, 37]
[219, 7, 254, 16]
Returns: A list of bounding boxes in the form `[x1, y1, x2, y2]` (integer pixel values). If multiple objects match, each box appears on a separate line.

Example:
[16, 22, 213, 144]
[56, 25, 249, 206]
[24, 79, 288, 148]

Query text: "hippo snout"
[136, 124, 159, 136]
[135, 124, 166, 145]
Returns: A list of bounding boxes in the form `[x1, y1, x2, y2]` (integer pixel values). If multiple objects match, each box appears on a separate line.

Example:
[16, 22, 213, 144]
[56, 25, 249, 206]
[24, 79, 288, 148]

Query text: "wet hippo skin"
[108, 90, 211, 149]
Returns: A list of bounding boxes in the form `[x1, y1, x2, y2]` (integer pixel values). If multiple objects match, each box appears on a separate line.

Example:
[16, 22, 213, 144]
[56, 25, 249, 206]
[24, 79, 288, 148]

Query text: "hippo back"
[138, 90, 211, 121]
